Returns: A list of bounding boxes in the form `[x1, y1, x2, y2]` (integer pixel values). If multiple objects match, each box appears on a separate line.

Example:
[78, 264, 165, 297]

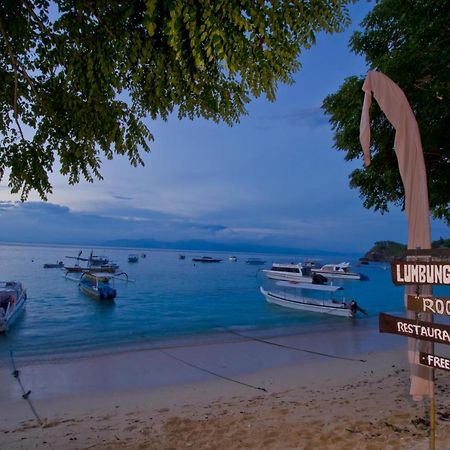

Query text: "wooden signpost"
[391, 261, 450, 286]
[380, 250, 450, 450]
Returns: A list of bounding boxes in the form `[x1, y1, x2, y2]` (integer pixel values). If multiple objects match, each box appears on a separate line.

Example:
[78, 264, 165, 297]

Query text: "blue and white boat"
[260, 281, 367, 318]
[0, 281, 27, 332]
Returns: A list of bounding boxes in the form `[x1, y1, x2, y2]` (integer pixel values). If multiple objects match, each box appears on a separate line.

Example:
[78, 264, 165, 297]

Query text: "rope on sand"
[158, 348, 267, 392]
[224, 328, 367, 363]
[9, 350, 44, 427]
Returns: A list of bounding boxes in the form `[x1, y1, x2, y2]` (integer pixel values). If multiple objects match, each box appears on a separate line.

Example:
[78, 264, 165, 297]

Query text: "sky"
[0, 1, 448, 253]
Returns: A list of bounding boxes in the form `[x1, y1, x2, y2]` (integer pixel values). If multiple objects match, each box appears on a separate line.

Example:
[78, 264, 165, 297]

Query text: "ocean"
[0, 243, 408, 365]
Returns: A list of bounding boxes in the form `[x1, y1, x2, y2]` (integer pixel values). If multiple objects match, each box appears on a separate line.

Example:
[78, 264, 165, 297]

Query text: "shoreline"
[3, 321, 450, 449]
[2, 343, 450, 449]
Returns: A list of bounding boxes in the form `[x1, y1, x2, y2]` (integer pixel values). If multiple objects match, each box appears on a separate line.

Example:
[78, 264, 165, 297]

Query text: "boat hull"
[311, 270, 362, 280]
[263, 270, 314, 283]
[260, 287, 354, 318]
[0, 283, 27, 332]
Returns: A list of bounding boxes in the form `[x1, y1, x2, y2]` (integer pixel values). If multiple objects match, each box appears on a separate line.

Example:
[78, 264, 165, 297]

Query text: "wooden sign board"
[407, 295, 450, 315]
[390, 261, 450, 285]
[379, 313, 450, 345]
[420, 352, 450, 373]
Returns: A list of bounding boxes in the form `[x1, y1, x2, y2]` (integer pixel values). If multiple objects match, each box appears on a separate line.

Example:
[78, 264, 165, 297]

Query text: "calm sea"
[0, 243, 408, 365]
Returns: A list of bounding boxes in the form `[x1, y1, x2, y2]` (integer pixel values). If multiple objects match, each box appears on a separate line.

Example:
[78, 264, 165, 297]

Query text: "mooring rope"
[9, 350, 44, 427]
[224, 328, 367, 363]
[158, 348, 267, 392]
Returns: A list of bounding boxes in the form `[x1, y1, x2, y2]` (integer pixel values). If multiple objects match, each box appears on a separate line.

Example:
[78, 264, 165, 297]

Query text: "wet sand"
[1, 325, 450, 449]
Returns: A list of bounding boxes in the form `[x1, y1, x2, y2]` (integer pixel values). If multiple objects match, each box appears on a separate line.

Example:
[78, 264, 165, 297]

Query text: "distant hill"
[101, 238, 348, 256]
[364, 238, 450, 261]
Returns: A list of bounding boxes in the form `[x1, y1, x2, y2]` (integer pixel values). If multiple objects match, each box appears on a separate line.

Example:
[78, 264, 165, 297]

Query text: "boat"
[263, 262, 327, 284]
[192, 256, 222, 263]
[141, 253, 147, 258]
[260, 283, 367, 318]
[0, 281, 27, 332]
[311, 262, 367, 280]
[43, 261, 64, 268]
[78, 272, 118, 300]
[64, 250, 119, 273]
[178, 254, 186, 260]
[128, 254, 139, 263]
[245, 258, 266, 265]
[229, 256, 238, 262]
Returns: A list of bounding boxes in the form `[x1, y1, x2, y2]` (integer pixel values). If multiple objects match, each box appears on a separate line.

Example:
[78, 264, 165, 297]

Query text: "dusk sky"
[0, 1, 448, 253]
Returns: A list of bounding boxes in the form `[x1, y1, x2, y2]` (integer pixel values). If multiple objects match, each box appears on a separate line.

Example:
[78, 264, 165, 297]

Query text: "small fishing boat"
[245, 258, 266, 265]
[260, 282, 367, 318]
[263, 262, 327, 284]
[229, 256, 238, 262]
[311, 262, 367, 280]
[178, 254, 186, 260]
[128, 254, 139, 263]
[79, 272, 118, 300]
[43, 261, 64, 268]
[0, 281, 27, 332]
[192, 256, 222, 263]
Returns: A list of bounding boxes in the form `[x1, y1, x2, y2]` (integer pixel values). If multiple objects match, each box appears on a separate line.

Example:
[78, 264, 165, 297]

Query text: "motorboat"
[178, 254, 186, 260]
[260, 282, 367, 318]
[263, 262, 327, 284]
[0, 281, 27, 332]
[192, 256, 222, 263]
[43, 261, 64, 268]
[229, 256, 238, 262]
[311, 262, 367, 280]
[128, 254, 139, 263]
[245, 258, 266, 265]
[79, 272, 118, 300]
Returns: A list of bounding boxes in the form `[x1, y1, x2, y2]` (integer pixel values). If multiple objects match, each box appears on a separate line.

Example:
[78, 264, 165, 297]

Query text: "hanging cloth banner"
[359, 70, 433, 401]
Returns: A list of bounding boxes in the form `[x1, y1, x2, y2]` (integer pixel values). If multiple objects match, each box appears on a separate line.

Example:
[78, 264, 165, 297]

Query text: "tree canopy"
[323, 0, 450, 224]
[0, 0, 352, 200]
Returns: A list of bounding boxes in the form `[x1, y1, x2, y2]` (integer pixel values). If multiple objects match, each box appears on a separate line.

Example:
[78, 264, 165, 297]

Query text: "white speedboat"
[311, 262, 367, 280]
[260, 283, 366, 318]
[263, 262, 327, 284]
[0, 281, 27, 332]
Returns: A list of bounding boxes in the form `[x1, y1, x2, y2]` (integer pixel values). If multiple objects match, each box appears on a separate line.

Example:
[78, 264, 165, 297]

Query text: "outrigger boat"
[0, 281, 27, 332]
[78, 272, 128, 300]
[260, 281, 367, 318]
[64, 250, 119, 273]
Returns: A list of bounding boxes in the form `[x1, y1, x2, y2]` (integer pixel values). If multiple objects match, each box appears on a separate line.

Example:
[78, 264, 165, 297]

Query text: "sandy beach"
[1, 326, 450, 449]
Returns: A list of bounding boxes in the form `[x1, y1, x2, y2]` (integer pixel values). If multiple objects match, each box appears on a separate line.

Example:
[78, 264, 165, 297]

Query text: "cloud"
[259, 106, 329, 128]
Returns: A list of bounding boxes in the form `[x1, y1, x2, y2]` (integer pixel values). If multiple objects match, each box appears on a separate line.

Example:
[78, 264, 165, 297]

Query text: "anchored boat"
[0, 281, 27, 332]
[79, 272, 121, 300]
[260, 282, 367, 318]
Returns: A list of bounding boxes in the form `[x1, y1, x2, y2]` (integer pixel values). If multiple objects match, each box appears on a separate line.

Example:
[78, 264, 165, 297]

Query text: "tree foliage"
[0, 0, 352, 200]
[323, 0, 450, 224]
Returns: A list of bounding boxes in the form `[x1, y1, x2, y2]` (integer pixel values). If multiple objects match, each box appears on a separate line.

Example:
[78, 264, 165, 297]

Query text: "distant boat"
[43, 261, 64, 269]
[260, 282, 367, 318]
[79, 272, 118, 300]
[263, 262, 327, 284]
[245, 258, 266, 265]
[229, 256, 238, 262]
[0, 281, 27, 332]
[128, 254, 139, 263]
[192, 256, 222, 263]
[312, 262, 367, 281]
[141, 253, 147, 258]
[65, 250, 119, 273]
[178, 254, 186, 260]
